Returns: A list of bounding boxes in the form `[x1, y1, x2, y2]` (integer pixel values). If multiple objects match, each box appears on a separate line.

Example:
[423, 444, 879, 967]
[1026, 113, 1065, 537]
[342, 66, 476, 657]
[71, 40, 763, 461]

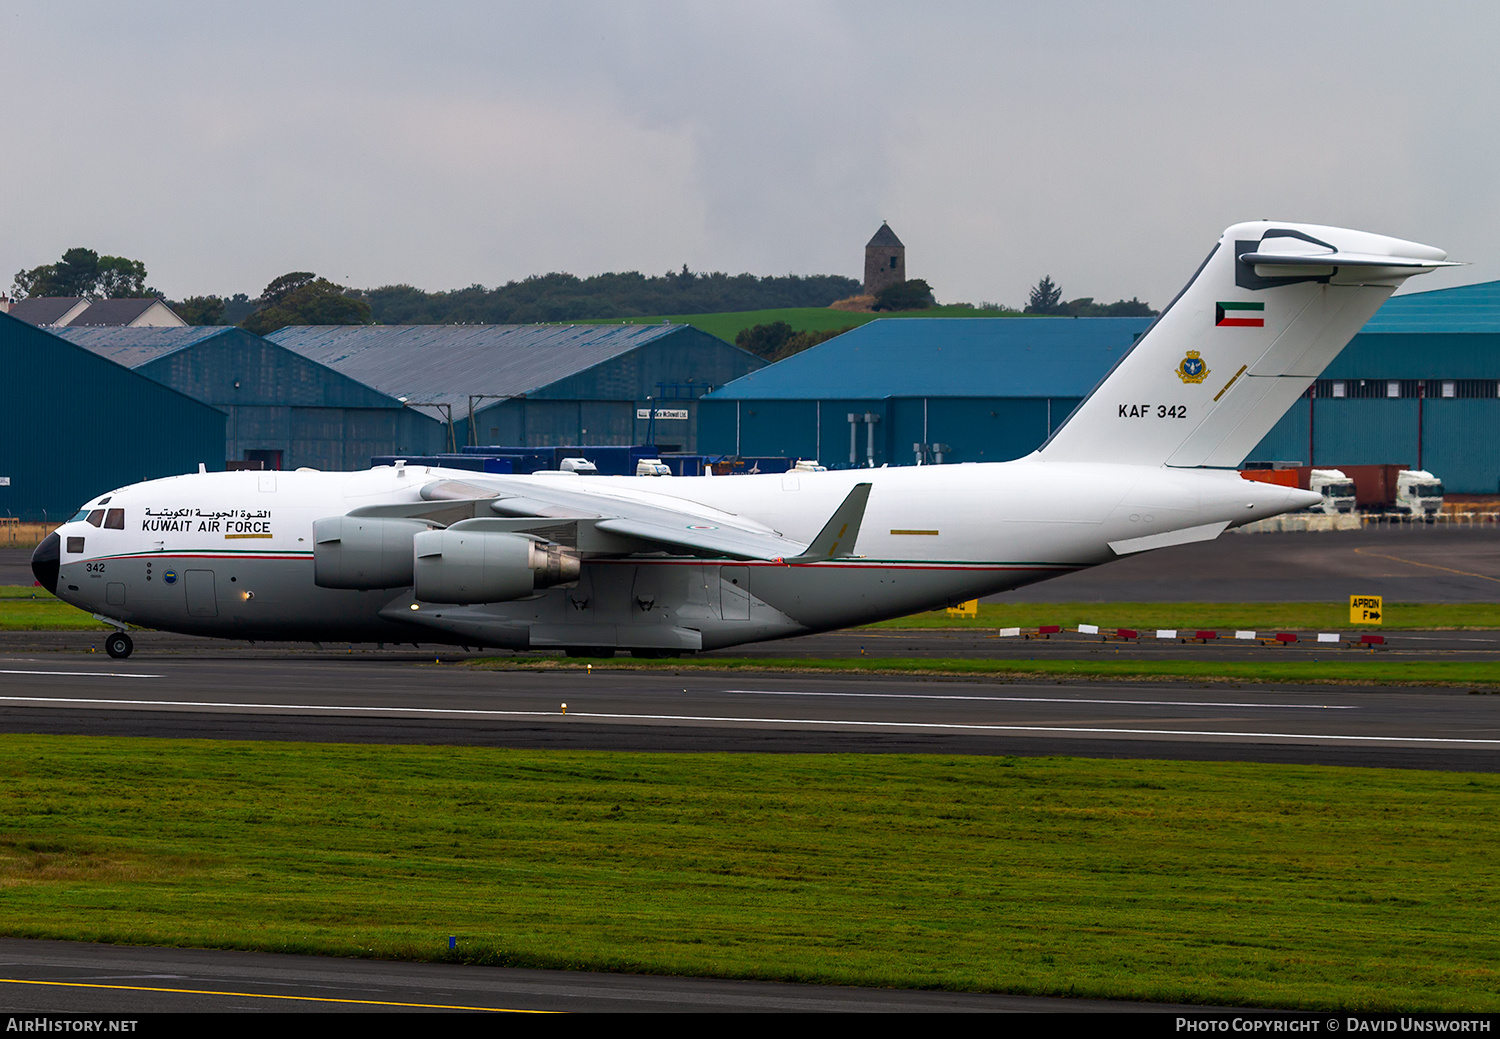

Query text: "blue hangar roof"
[705, 317, 1155, 400]
[1361, 279, 1500, 334]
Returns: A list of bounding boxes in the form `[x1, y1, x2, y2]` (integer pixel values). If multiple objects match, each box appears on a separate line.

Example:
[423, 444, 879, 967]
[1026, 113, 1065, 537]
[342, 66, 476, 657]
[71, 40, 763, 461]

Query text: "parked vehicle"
[1242, 463, 1443, 516]
[1240, 466, 1355, 514]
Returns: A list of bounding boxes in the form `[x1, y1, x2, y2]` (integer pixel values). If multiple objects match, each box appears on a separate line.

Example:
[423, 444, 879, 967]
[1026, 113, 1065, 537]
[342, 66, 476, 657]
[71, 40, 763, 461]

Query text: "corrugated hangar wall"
[0, 313, 225, 520]
[265, 323, 764, 455]
[469, 327, 762, 452]
[1254, 317, 1500, 491]
[700, 396, 1082, 466]
[698, 317, 1149, 467]
[1255, 391, 1500, 493]
[56, 327, 448, 471]
[131, 328, 443, 469]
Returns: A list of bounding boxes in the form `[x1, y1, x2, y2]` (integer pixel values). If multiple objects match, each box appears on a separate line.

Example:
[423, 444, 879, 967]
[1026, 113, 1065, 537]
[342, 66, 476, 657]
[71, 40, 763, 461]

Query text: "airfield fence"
[1236, 511, 1500, 533]
[1, 520, 58, 549]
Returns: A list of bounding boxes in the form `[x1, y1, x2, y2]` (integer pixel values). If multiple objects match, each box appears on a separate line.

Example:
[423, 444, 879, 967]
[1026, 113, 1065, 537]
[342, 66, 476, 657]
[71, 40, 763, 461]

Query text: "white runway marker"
[3, 696, 1483, 746]
[0, 669, 161, 679]
[722, 689, 1357, 710]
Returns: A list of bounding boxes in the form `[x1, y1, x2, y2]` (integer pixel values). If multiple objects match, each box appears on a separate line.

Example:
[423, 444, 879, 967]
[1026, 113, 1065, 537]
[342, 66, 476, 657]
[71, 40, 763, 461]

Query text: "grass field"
[576, 304, 1028, 344]
[1, 736, 1495, 1010]
[874, 601, 1500, 631]
[470, 654, 1500, 688]
[6, 586, 1495, 637]
[0, 585, 109, 631]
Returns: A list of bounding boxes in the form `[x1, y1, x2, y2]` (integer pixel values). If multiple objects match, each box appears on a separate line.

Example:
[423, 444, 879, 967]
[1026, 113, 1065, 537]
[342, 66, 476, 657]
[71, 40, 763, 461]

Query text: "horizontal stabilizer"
[1240, 249, 1459, 270]
[1108, 520, 1230, 556]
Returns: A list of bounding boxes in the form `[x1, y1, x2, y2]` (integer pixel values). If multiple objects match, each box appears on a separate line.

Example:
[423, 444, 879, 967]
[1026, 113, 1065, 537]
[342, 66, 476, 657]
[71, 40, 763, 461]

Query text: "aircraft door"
[721, 566, 750, 621]
[185, 569, 218, 617]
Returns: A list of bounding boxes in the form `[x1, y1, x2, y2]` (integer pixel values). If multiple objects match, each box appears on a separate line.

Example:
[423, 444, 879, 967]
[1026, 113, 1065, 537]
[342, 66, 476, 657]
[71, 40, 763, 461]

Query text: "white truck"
[1242, 465, 1444, 517]
[1392, 469, 1445, 517]
[1307, 469, 1358, 514]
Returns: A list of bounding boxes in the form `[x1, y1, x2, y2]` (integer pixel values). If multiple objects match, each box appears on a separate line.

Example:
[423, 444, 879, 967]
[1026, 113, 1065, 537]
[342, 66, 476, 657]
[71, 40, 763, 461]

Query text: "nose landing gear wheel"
[105, 632, 134, 659]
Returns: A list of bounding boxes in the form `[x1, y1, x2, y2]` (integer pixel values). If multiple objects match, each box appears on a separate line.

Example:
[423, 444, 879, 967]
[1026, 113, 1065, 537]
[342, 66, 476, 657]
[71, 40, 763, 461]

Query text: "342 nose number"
[1118, 404, 1188, 419]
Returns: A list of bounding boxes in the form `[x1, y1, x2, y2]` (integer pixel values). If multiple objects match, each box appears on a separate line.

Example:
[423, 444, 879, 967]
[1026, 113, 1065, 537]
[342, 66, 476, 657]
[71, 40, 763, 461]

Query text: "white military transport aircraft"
[33, 221, 1454, 659]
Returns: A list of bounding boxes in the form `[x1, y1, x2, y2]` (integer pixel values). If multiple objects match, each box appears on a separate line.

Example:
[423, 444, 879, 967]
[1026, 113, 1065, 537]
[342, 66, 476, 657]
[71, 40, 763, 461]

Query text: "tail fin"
[1038, 221, 1454, 467]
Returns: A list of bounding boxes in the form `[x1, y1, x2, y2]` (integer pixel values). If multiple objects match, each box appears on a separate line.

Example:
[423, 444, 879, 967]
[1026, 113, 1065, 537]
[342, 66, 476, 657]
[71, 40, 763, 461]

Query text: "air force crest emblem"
[1176, 350, 1209, 384]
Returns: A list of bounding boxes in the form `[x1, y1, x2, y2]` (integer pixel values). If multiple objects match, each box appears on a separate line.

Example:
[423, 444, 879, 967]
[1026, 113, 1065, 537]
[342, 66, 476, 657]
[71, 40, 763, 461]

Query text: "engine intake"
[313, 516, 432, 589]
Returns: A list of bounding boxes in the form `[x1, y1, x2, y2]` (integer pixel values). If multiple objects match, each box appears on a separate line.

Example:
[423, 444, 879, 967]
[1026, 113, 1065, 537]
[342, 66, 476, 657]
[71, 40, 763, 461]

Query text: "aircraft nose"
[31, 532, 60, 595]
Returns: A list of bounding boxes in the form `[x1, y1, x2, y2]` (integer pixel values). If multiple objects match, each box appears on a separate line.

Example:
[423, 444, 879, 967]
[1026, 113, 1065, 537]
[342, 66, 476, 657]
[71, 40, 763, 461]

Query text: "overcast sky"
[2, 1, 1496, 308]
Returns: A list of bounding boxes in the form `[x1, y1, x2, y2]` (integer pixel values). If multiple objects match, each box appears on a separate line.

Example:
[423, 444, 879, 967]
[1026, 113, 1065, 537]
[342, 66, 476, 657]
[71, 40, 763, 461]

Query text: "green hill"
[577, 304, 1029, 344]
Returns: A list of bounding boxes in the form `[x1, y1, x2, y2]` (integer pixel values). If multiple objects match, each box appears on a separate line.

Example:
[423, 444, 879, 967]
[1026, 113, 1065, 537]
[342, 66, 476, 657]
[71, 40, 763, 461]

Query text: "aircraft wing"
[411, 475, 872, 563]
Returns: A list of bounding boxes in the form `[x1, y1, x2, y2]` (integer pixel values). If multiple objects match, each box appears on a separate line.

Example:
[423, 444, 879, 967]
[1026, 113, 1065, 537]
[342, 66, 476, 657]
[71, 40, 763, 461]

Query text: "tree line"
[1023, 275, 1157, 317]
[11, 247, 1156, 334]
[11, 249, 863, 334]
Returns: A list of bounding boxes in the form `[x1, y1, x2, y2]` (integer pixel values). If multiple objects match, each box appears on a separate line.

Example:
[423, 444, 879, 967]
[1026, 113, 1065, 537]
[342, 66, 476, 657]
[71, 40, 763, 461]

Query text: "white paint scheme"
[36, 221, 1451, 658]
[1395, 469, 1444, 516]
[1309, 469, 1357, 515]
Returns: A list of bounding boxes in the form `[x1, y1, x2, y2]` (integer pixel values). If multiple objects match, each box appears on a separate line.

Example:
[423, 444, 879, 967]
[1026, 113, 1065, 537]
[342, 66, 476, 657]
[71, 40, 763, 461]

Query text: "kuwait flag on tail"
[1216, 301, 1265, 327]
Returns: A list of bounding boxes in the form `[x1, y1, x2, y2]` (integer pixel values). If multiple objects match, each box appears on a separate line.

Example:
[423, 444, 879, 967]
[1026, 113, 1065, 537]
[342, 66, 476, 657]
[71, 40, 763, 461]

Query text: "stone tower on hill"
[863, 222, 906, 296]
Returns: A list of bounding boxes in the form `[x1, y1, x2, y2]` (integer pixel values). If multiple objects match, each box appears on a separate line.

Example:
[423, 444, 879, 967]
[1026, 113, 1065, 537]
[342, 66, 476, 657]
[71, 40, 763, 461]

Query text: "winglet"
[789, 483, 871, 562]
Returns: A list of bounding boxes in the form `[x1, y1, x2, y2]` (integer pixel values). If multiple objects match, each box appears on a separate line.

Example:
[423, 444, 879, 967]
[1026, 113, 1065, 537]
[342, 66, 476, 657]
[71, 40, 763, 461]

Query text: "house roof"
[69, 298, 183, 326]
[266, 323, 691, 412]
[7, 297, 88, 325]
[706, 317, 1154, 400]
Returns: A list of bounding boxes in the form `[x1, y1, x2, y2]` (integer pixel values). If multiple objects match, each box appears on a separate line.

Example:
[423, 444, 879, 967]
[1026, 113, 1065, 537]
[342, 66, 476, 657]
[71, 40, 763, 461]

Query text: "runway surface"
[2, 643, 1498, 770]
[4, 522, 1500, 769]
[0, 939, 1225, 1013]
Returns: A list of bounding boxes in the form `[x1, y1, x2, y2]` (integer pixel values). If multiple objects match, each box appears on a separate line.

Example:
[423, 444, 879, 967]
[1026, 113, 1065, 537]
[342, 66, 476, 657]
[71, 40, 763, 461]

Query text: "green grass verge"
[873, 601, 1500, 631]
[472, 654, 1500, 688]
[4, 588, 1495, 635]
[0, 585, 109, 631]
[575, 305, 1025, 344]
[1, 736, 1496, 1009]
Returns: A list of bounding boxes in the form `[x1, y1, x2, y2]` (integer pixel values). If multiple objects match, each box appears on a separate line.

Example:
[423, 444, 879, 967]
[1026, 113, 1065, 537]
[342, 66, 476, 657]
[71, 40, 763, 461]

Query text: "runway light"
[409, 603, 420, 611]
[561, 703, 567, 714]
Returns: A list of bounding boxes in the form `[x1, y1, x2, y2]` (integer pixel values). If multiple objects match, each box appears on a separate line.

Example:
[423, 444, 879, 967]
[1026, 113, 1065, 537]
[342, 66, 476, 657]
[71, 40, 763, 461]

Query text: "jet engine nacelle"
[413, 528, 581, 604]
[313, 516, 432, 589]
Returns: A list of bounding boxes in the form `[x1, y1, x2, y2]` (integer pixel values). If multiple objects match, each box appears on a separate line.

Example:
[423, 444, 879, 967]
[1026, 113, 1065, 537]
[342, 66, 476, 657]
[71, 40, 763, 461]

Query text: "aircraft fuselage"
[40, 459, 1315, 654]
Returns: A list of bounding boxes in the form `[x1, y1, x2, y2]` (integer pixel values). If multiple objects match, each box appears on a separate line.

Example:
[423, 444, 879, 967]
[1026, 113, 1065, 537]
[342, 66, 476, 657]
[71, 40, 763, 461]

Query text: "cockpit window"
[69, 509, 90, 522]
[86, 510, 105, 527]
[66, 537, 85, 554]
[105, 509, 124, 529]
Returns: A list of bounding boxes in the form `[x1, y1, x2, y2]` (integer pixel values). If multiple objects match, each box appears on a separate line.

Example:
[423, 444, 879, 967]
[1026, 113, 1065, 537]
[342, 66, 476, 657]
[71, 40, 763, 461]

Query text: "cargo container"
[1241, 463, 1441, 516]
[1240, 466, 1355, 513]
